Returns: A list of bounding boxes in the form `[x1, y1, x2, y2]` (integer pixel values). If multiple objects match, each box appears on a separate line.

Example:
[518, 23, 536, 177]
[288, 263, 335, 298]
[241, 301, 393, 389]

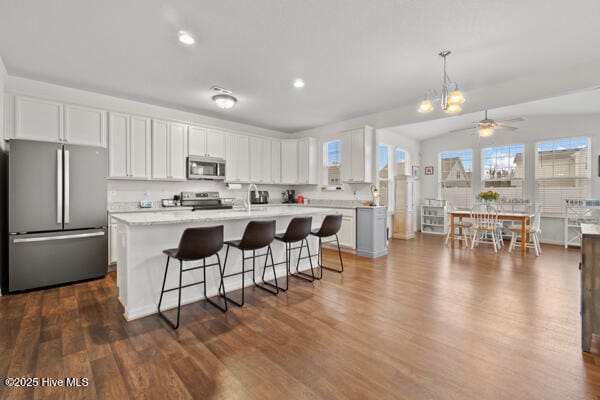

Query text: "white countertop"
[112, 206, 336, 226]
[581, 223, 600, 237]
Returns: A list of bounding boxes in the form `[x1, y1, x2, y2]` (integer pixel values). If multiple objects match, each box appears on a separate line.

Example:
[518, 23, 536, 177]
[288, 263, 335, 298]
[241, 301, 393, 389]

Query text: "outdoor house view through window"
[536, 137, 591, 214]
[378, 145, 390, 206]
[326, 140, 341, 185]
[482, 144, 524, 200]
[439, 149, 473, 209]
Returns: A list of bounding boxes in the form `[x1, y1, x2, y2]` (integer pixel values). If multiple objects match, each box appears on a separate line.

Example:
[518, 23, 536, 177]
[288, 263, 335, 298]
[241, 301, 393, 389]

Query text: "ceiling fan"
[450, 110, 525, 138]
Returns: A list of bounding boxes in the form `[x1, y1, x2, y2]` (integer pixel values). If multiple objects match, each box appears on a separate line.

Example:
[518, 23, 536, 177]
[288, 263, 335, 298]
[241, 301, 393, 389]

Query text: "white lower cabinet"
[109, 218, 117, 265]
[335, 209, 356, 249]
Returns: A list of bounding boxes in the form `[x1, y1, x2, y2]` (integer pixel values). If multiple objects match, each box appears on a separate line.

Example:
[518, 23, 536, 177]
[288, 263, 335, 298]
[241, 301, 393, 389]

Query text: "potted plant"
[478, 191, 500, 203]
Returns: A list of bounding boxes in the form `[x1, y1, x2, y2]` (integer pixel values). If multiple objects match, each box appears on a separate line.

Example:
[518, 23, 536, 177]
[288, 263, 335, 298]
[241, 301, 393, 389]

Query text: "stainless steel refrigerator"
[8, 140, 108, 292]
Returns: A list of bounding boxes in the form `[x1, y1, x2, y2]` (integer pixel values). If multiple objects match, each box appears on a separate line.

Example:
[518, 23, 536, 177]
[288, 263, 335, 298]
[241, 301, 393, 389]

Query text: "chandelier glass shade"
[417, 51, 465, 114]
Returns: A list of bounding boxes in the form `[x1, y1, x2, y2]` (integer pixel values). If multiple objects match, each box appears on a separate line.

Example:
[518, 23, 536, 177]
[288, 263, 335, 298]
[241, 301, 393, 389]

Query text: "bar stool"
[220, 220, 278, 307]
[274, 216, 315, 291]
[158, 225, 227, 330]
[310, 214, 344, 279]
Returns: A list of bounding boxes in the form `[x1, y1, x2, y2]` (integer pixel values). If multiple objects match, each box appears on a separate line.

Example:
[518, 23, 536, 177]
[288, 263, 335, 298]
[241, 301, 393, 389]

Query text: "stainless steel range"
[180, 192, 234, 211]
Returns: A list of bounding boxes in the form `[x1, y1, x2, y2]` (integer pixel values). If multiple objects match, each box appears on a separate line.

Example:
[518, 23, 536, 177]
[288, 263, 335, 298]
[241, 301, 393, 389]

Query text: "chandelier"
[418, 50, 465, 114]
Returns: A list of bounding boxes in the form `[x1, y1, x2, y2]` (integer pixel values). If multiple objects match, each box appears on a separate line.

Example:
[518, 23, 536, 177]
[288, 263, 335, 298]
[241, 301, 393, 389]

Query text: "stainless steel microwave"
[187, 156, 226, 180]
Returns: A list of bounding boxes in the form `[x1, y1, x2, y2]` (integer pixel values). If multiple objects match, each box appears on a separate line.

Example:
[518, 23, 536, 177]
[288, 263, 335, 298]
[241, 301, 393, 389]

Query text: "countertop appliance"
[250, 190, 269, 204]
[282, 189, 296, 203]
[180, 192, 234, 211]
[7, 140, 108, 293]
[187, 156, 225, 180]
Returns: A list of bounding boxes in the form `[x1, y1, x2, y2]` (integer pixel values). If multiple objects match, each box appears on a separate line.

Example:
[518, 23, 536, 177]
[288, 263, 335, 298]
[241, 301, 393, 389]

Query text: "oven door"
[187, 157, 225, 180]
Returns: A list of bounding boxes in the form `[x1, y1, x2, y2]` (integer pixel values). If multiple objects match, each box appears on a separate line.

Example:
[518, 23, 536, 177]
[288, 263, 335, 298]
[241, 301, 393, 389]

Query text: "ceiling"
[387, 89, 600, 139]
[1, 0, 599, 133]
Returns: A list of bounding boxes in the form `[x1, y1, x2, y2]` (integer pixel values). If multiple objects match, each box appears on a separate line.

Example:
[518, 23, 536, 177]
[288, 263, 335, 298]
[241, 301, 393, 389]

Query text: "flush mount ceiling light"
[212, 94, 237, 109]
[418, 50, 466, 115]
[177, 30, 195, 45]
[293, 78, 305, 88]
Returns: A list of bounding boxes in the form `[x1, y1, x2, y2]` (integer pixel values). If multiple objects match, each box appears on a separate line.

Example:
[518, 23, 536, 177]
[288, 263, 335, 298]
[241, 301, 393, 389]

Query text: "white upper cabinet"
[14, 96, 63, 143]
[64, 104, 106, 147]
[151, 120, 169, 179]
[271, 140, 281, 184]
[129, 116, 151, 179]
[249, 136, 263, 182]
[261, 139, 272, 183]
[109, 113, 151, 179]
[225, 133, 250, 183]
[168, 122, 188, 180]
[297, 137, 318, 184]
[188, 126, 226, 159]
[108, 113, 129, 178]
[341, 126, 374, 183]
[281, 140, 298, 184]
[14, 96, 106, 147]
[188, 125, 207, 156]
[206, 129, 226, 158]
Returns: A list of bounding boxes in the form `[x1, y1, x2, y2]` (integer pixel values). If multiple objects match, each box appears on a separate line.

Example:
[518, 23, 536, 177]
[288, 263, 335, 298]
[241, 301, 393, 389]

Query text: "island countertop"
[111, 206, 337, 226]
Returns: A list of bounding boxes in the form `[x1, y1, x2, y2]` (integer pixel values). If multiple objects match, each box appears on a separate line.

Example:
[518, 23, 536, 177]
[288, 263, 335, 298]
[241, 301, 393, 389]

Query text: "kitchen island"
[113, 206, 334, 321]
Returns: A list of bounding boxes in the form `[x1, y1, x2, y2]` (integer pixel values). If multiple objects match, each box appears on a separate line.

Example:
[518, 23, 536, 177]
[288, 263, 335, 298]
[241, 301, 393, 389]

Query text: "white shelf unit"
[421, 200, 448, 235]
[564, 199, 600, 248]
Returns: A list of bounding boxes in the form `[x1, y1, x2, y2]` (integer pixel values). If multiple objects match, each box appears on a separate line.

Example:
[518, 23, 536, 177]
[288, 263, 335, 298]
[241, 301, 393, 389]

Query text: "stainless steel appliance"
[180, 192, 234, 211]
[250, 190, 269, 204]
[281, 189, 296, 203]
[187, 156, 225, 180]
[8, 140, 108, 292]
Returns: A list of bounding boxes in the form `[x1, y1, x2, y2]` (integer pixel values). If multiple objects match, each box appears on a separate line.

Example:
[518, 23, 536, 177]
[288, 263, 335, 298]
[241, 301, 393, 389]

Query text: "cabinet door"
[168, 122, 187, 180]
[351, 130, 365, 181]
[249, 136, 263, 182]
[64, 104, 106, 147]
[108, 112, 129, 178]
[151, 120, 169, 179]
[237, 135, 250, 182]
[206, 129, 226, 158]
[271, 140, 281, 184]
[341, 135, 352, 182]
[225, 134, 239, 181]
[281, 140, 298, 183]
[261, 139, 272, 183]
[109, 223, 118, 264]
[188, 125, 207, 156]
[15, 96, 63, 142]
[130, 116, 151, 179]
[338, 215, 356, 249]
[298, 138, 309, 184]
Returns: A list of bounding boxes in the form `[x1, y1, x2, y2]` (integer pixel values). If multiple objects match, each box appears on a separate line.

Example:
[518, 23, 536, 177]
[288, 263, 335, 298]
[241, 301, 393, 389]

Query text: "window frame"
[322, 139, 342, 187]
[438, 148, 474, 209]
[480, 143, 525, 200]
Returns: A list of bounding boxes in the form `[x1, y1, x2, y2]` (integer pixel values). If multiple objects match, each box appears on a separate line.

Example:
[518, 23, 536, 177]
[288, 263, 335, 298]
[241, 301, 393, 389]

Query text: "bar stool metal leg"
[157, 257, 183, 330]
[256, 245, 279, 294]
[220, 245, 246, 307]
[203, 255, 228, 312]
[293, 238, 316, 281]
[316, 235, 344, 274]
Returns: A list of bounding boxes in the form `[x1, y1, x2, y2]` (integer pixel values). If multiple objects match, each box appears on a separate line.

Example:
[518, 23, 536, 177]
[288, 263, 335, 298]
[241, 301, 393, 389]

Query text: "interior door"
[64, 144, 107, 229]
[9, 140, 63, 233]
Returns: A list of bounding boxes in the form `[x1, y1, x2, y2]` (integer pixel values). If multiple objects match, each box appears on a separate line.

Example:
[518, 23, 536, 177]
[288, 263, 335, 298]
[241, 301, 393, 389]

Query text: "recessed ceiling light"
[212, 94, 237, 109]
[177, 30, 195, 45]
[293, 78, 305, 88]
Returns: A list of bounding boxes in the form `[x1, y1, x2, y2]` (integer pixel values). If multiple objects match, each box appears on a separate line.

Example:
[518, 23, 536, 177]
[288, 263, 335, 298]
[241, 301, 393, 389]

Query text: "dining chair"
[509, 204, 542, 256]
[444, 202, 472, 248]
[470, 203, 502, 252]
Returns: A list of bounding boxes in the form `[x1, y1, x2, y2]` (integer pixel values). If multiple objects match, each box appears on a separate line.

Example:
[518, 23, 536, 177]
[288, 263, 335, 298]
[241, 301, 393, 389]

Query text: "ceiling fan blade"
[449, 126, 476, 133]
[497, 117, 525, 123]
[495, 124, 518, 131]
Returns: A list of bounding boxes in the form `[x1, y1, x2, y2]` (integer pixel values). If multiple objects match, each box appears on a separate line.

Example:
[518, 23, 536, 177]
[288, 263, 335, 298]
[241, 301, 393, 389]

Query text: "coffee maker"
[281, 189, 296, 203]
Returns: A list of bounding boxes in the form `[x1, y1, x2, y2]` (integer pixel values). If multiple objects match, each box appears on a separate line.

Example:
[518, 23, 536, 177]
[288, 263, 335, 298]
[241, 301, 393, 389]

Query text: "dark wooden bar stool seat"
[220, 220, 278, 307]
[157, 225, 228, 329]
[273, 216, 316, 290]
[310, 214, 344, 278]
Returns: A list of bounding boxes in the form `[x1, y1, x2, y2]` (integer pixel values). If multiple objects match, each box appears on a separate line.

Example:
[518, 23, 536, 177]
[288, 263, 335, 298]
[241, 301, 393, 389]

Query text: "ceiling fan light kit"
[417, 50, 466, 114]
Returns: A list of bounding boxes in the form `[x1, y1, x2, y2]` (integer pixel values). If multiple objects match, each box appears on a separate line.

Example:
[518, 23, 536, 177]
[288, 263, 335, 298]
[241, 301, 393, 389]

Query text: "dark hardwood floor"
[1, 234, 599, 400]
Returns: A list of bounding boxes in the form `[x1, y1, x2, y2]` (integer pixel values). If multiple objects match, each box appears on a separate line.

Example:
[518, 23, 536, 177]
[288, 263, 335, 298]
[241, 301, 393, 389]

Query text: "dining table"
[449, 210, 535, 255]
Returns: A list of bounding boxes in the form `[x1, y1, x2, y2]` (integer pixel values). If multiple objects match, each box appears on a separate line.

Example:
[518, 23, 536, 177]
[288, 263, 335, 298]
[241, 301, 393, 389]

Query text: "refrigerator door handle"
[13, 231, 105, 243]
[57, 149, 63, 224]
[64, 149, 70, 224]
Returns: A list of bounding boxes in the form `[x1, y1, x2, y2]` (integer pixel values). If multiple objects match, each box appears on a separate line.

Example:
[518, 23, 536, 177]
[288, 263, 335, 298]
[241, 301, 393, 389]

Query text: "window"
[439, 149, 473, 209]
[396, 149, 407, 175]
[535, 137, 591, 215]
[324, 140, 341, 185]
[378, 145, 391, 206]
[482, 144, 524, 200]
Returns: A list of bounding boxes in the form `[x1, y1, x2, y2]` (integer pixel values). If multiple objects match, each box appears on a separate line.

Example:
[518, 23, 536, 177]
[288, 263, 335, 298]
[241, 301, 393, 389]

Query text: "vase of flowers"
[478, 191, 500, 203]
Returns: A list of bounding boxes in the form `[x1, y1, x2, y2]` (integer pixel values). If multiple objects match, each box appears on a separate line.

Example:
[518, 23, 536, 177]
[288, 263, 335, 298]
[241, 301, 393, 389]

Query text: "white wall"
[418, 114, 600, 244]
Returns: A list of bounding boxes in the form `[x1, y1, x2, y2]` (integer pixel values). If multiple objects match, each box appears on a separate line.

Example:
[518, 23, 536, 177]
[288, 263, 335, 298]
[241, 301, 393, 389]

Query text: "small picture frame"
[411, 165, 419, 178]
[424, 166, 434, 175]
